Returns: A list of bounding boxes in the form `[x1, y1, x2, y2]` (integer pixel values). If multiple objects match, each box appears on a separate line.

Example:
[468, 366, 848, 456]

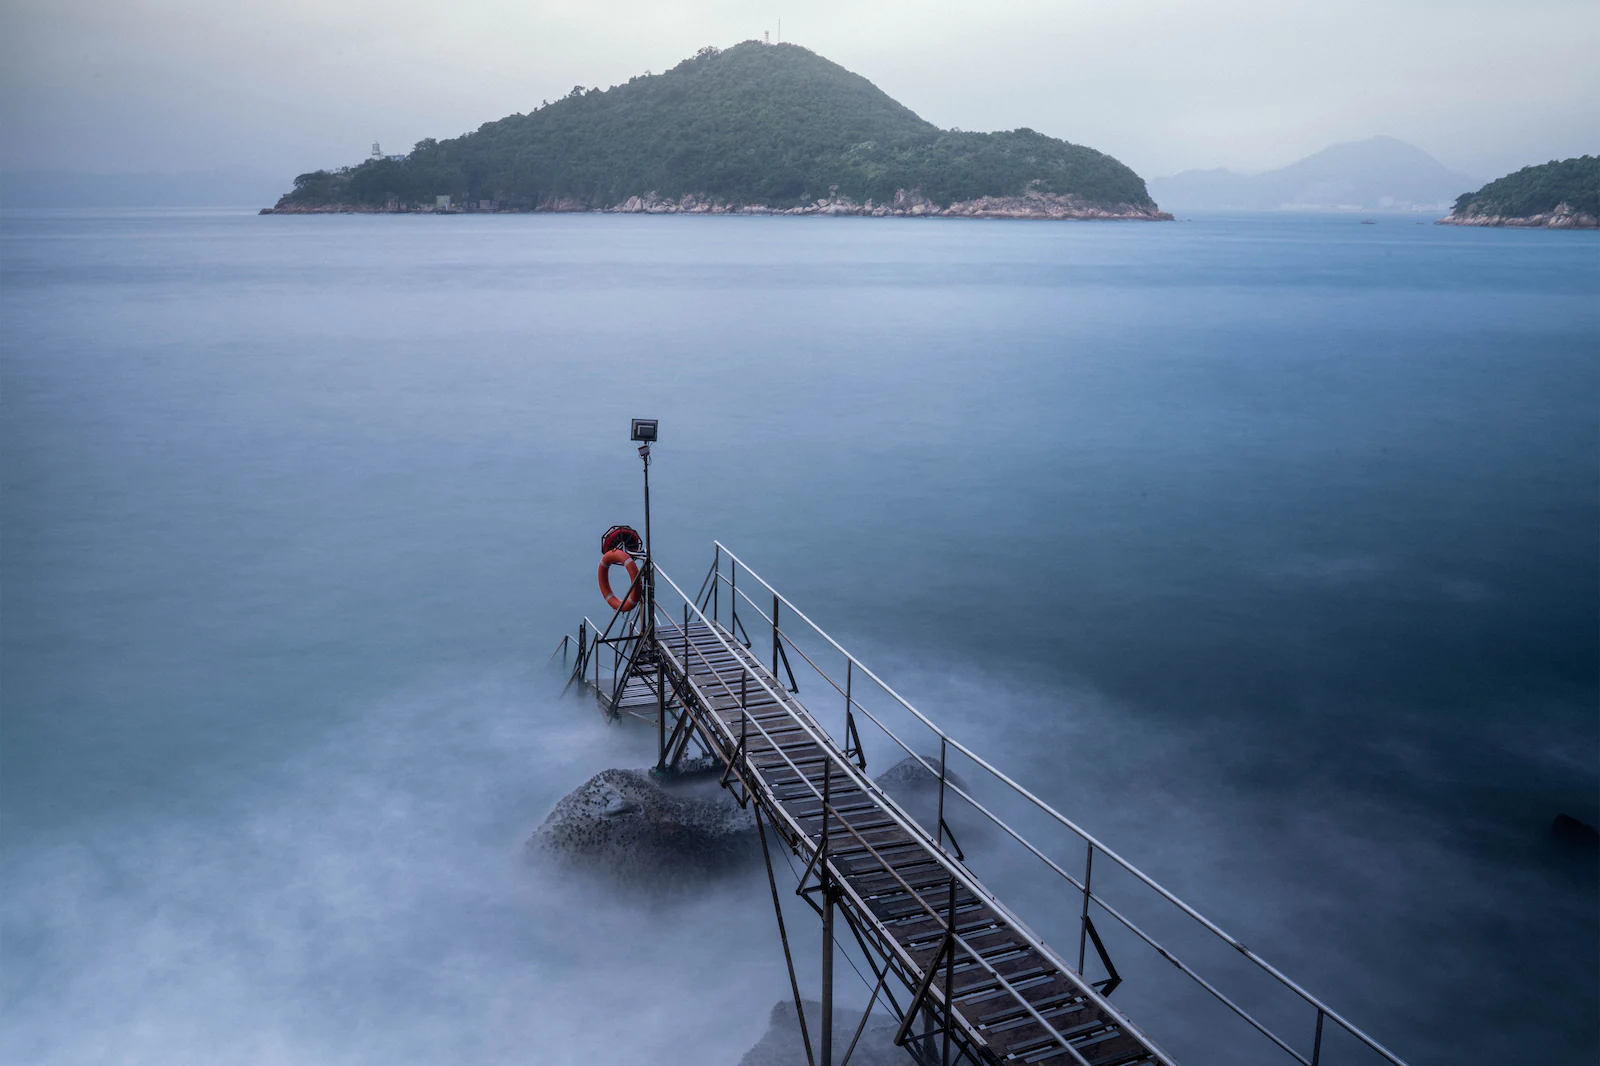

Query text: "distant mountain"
[1440, 156, 1598, 229]
[268, 42, 1169, 220]
[1, 168, 285, 208]
[1149, 137, 1474, 212]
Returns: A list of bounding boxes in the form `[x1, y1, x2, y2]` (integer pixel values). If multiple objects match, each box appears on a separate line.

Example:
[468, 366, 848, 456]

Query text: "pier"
[555, 542, 1411, 1066]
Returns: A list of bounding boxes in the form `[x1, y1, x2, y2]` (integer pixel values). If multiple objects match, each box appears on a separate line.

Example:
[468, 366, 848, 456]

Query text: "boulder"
[1550, 813, 1599, 853]
[527, 764, 757, 888]
[875, 753, 964, 794]
[875, 754, 978, 845]
[739, 999, 913, 1066]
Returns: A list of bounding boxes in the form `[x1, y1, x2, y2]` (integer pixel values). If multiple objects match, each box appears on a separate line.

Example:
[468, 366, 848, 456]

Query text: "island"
[1439, 155, 1598, 229]
[263, 42, 1171, 222]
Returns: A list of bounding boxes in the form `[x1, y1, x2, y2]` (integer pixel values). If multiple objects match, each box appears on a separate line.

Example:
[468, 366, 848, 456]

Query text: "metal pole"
[821, 757, 832, 868]
[772, 593, 780, 676]
[656, 657, 666, 770]
[822, 885, 835, 1066]
[713, 544, 720, 624]
[822, 756, 835, 1066]
[1311, 1009, 1325, 1066]
[756, 802, 816, 1066]
[844, 659, 855, 760]
[936, 736, 947, 853]
[641, 443, 653, 645]
[1078, 843, 1095, 974]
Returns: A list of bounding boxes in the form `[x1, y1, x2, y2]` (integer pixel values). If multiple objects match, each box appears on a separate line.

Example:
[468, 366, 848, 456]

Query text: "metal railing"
[559, 569, 650, 719]
[678, 541, 1409, 1066]
[643, 561, 1164, 1066]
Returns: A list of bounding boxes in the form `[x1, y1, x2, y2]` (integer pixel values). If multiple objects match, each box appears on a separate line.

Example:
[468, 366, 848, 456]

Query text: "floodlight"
[630, 418, 658, 442]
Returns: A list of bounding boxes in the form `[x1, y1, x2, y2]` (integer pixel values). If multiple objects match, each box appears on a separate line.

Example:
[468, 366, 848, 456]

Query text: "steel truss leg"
[891, 874, 972, 1066]
[757, 801, 816, 1066]
[835, 915, 891, 1066]
[822, 882, 835, 1066]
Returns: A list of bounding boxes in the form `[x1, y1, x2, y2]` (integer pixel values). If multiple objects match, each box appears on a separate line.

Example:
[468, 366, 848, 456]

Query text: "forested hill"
[1442, 155, 1598, 228]
[272, 42, 1165, 218]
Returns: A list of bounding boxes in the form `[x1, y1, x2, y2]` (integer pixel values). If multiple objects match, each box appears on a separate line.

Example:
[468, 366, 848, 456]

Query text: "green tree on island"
[274, 42, 1158, 213]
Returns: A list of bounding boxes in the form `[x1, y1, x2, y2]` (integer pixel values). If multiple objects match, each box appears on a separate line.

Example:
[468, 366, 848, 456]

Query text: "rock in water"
[876, 753, 964, 793]
[740, 999, 914, 1066]
[1550, 813, 1600, 853]
[527, 766, 757, 887]
[875, 754, 969, 835]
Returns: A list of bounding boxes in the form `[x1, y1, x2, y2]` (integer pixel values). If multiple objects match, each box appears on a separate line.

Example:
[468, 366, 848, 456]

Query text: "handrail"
[709, 541, 1408, 1066]
[570, 613, 645, 715]
[646, 562, 1166, 1066]
[717, 567, 1317, 1058]
[718, 569, 1319, 1060]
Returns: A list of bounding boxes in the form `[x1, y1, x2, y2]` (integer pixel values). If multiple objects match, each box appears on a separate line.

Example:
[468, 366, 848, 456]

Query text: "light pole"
[630, 418, 658, 642]
[631, 419, 664, 768]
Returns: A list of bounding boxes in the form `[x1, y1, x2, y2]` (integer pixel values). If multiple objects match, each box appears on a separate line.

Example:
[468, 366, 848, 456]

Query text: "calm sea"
[2, 208, 1595, 1064]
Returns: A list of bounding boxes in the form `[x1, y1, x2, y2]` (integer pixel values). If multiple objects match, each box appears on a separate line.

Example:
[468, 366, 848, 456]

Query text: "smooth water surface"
[2, 209, 1596, 1063]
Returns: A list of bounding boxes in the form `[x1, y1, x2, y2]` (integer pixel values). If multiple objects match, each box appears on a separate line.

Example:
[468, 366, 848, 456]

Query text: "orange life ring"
[597, 549, 642, 612]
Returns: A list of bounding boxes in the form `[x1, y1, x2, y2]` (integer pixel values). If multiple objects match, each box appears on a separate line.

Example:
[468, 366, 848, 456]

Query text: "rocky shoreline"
[1437, 202, 1598, 229]
[262, 187, 1172, 221]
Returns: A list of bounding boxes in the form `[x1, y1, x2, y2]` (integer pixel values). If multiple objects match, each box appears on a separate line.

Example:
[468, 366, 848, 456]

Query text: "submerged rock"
[527, 765, 757, 887]
[876, 753, 965, 794]
[739, 999, 913, 1066]
[1550, 813, 1599, 853]
[873, 754, 972, 835]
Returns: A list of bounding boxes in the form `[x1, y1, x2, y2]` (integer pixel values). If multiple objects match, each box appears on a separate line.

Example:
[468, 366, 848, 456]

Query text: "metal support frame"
[757, 801, 816, 1066]
[656, 656, 666, 769]
[645, 564, 1135, 1066]
[1083, 915, 1123, 996]
[1078, 843, 1094, 975]
[566, 544, 1413, 1066]
[842, 661, 865, 769]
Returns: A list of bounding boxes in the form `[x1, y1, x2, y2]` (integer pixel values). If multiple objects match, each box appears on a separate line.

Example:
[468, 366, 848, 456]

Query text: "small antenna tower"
[764, 30, 770, 44]
[370, 141, 382, 160]
[777, 18, 782, 42]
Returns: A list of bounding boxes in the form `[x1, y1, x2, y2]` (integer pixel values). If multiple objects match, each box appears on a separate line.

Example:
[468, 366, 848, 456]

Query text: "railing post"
[713, 545, 720, 624]
[656, 656, 666, 770]
[772, 593, 780, 677]
[1077, 842, 1094, 974]
[845, 659, 854, 756]
[821, 754, 831, 866]
[1311, 1009, 1325, 1066]
[731, 562, 738, 642]
[936, 736, 948, 853]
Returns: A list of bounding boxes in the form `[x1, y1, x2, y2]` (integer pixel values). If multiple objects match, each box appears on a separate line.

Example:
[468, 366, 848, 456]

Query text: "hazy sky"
[2, 0, 1595, 183]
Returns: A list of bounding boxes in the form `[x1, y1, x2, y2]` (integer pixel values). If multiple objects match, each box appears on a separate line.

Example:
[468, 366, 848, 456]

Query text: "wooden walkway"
[640, 617, 1167, 1066]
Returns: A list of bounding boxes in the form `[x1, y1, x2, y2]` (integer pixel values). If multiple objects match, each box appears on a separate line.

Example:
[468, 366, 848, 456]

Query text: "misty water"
[2, 209, 1595, 1064]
